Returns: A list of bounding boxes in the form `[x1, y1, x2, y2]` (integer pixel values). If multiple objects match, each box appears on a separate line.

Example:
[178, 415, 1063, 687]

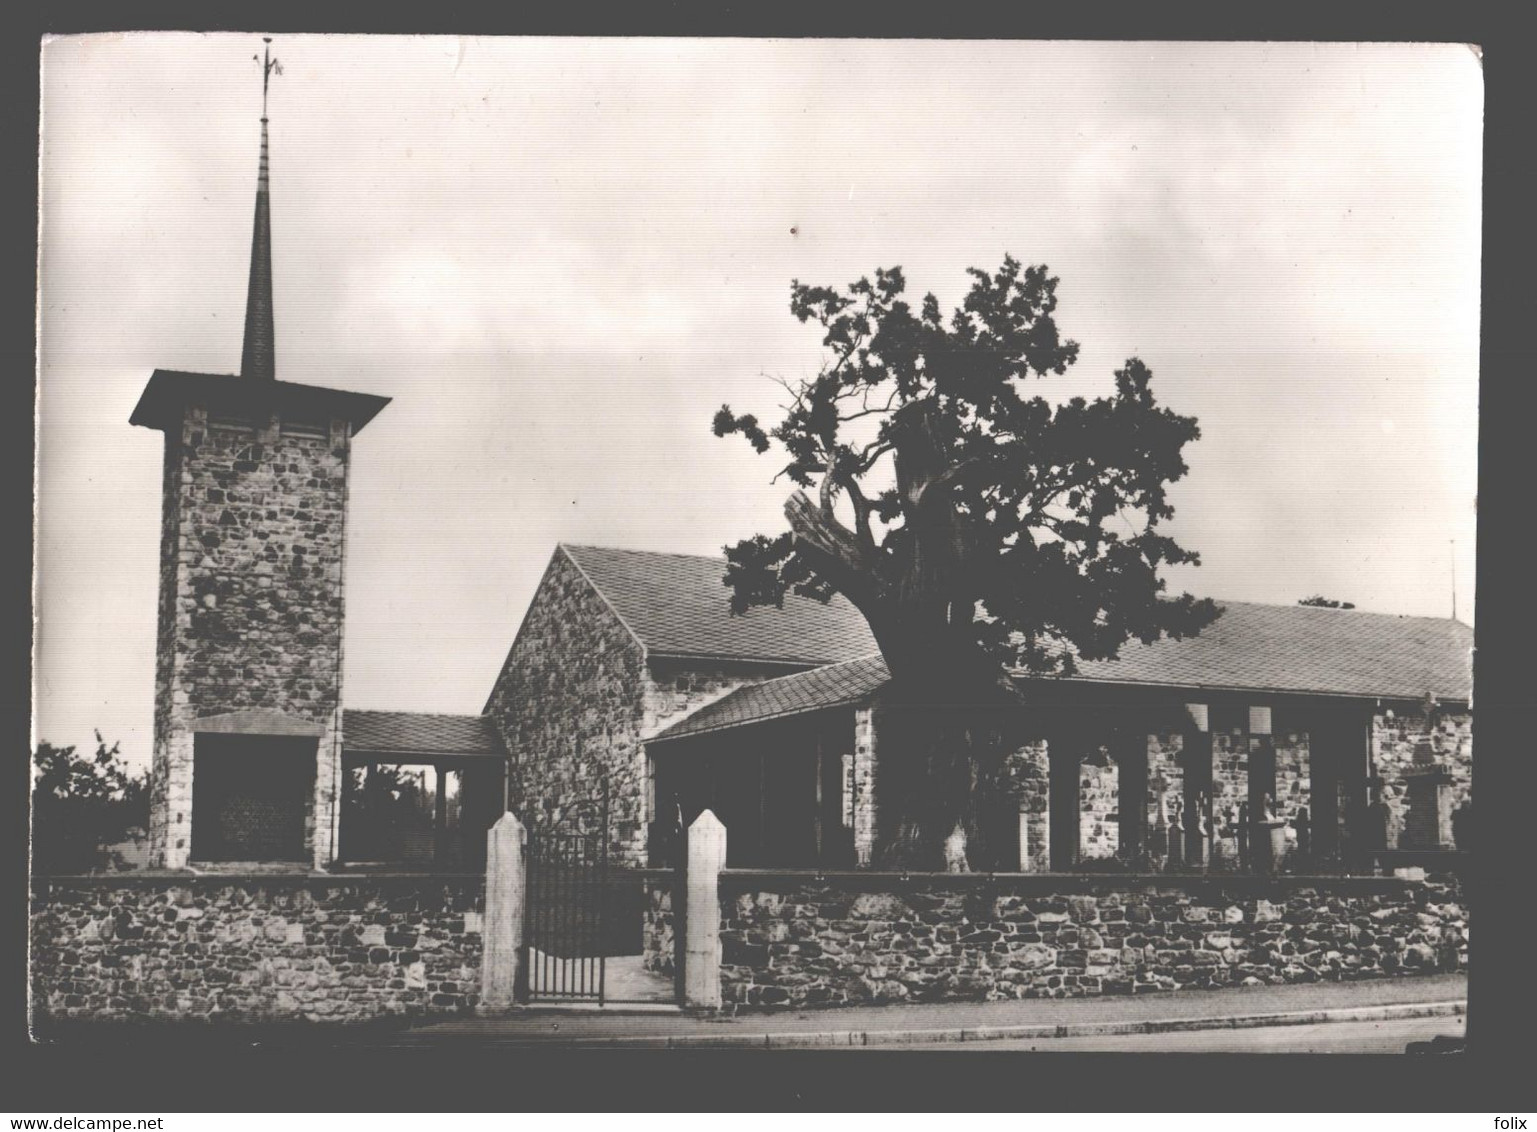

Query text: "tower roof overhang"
[129, 369, 391, 435]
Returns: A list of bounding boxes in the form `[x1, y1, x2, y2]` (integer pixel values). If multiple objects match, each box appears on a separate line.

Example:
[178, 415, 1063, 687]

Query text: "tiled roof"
[343, 710, 505, 759]
[650, 653, 891, 742]
[560, 544, 879, 666]
[648, 602, 1473, 741]
[1068, 601, 1473, 703]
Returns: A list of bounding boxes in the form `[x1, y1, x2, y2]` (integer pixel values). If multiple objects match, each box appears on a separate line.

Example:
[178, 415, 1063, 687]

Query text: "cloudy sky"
[35, 35, 1482, 771]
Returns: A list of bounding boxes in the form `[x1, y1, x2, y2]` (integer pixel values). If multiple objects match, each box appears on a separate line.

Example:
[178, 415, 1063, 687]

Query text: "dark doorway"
[1182, 728, 1214, 861]
[1048, 733, 1081, 870]
[191, 734, 314, 862]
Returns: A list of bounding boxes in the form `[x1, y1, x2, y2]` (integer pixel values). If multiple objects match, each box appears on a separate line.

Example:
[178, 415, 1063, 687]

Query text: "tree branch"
[841, 476, 877, 553]
[784, 489, 880, 608]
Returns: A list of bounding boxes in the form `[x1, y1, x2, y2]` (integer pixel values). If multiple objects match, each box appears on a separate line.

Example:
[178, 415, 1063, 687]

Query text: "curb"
[407, 998, 1466, 1049]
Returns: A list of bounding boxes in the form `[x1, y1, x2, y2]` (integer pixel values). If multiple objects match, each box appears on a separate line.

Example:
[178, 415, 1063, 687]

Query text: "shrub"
[31, 734, 149, 873]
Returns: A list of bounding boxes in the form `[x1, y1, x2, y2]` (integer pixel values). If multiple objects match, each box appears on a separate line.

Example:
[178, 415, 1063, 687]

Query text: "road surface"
[862, 1015, 1464, 1053]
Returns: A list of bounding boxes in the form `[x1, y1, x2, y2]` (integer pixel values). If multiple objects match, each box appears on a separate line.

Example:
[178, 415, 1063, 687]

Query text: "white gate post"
[481, 812, 527, 1011]
[684, 809, 727, 1011]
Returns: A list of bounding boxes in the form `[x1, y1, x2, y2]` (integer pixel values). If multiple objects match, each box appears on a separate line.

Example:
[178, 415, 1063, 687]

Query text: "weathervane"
[254, 36, 283, 120]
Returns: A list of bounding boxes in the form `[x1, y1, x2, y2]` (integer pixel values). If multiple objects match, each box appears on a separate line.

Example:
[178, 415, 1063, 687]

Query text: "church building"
[131, 50, 1473, 879]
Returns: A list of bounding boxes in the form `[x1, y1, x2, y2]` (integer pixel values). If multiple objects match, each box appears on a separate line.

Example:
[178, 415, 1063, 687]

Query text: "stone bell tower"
[132, 42, 389, 870]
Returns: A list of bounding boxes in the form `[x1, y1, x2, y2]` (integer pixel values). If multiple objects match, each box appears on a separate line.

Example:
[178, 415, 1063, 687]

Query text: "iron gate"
[519, 783, 664, 1006]
[523, 824, 611, 1003]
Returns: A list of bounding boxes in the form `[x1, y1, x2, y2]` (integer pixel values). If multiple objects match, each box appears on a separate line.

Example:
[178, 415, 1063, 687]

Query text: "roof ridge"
[1215, 598, 1470, 625]
[554, 546, 1467, 625]
[560, 541, 729, 564]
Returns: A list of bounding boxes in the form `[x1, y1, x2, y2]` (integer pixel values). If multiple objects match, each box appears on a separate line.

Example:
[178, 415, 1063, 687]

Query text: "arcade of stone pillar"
[1012, 693, 1449, 873]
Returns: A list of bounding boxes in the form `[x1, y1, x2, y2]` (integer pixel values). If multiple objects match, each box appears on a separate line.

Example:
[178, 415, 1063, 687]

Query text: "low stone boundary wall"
[716, 870, 1467, 1011]
[641, 875, 677, 977]
[30, 872, 485, 1025]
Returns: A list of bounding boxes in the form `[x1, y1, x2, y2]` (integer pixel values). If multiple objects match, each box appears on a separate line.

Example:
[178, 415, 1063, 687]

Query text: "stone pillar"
[1211, 709, 1249, 855]
[1145, 732, 1183, 862]
[1078, 748, 1118, 861]
[480, 812, 526, 1011]
[852, 707, 878, 867]
[150, 731, 195, 870]
[313, 708, 344, 869]
[684, 809, 726, 1012]
[1012, 741, 1050, 872]
[1180, 704, 1211, 865]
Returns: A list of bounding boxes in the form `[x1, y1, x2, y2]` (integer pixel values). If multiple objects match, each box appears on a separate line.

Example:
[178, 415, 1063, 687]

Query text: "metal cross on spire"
[254, 36, 283, 120]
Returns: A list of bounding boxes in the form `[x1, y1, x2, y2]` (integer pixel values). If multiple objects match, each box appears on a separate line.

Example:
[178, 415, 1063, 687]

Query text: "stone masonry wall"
[149, 428, 185, 865]
[484, 548, 792, 865]
[642, 878, 676, 976]
[717, 873, 1466, 1011]
[30, 875, 483, 1026]
[1374, 707, 1472, 849]
[854, 708, 880, 866]
[485, 548, 652, 862]
[151, 407, 352, 869]
[1211, 728, 1248, 823]
[1078, 755, 1119, 860]
[1008, 740, 1050, 871]
[1274, 732, 1310, 821]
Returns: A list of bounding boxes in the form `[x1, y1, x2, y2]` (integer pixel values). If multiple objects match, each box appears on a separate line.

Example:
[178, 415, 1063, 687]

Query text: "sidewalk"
[393, 972, 1467, 1049]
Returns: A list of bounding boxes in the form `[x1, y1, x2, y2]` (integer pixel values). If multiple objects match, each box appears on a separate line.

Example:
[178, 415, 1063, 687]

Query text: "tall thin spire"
[239, 38, 281, 381]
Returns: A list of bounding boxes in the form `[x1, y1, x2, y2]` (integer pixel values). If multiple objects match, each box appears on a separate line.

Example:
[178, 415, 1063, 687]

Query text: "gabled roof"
[1068, 601, 1473, 703]
[651, 653, 890, 742]
[648, 601, 1473, 743]
[343, 710, 505, 760]
[560, 544, 879, 667]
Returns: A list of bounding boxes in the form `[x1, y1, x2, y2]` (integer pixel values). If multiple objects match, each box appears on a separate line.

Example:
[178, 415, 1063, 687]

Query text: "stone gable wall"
[150, 407, 352, 869]
[485, 550, 808, 866]
[30, 876, 483, 1026]
[484, 549, 652, 861]
[716, 873, 1466, 1010]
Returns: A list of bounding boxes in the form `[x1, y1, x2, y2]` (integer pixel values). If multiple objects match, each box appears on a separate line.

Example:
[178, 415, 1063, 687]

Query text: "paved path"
[398, 972, 1466, 1049]
[524, 949, 675, 1003]
[874, 1014, 1466, 1054]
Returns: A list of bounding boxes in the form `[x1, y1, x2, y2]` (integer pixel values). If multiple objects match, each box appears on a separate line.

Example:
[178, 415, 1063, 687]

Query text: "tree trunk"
[784, 399, 1023, 870]
[871, 694, 1026, 871]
